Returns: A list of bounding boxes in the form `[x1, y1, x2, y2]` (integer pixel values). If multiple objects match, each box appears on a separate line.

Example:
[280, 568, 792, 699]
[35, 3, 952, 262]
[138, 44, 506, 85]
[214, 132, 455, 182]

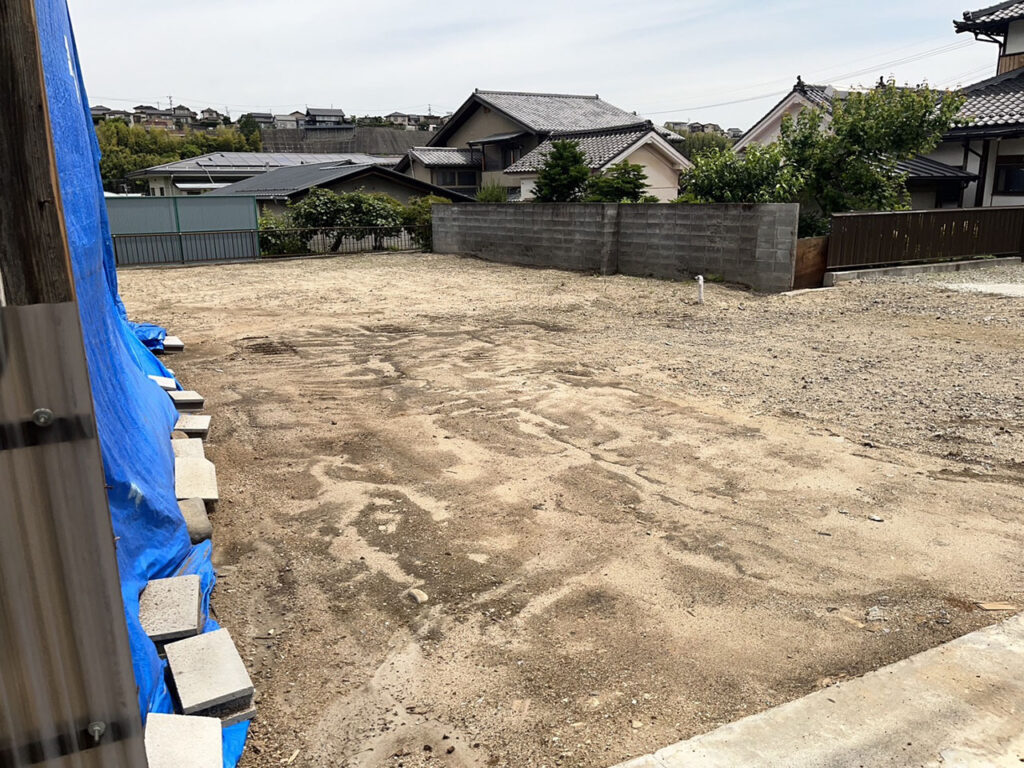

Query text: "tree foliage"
[584, 161, 650, 202]
[94, 120, 258, 191]
[475, 182, 509, 202]
[532, 140, 591, 202]
[668, 130, 735, 161]
[679, 81, 966, 234]
[402, 194, 452, 250]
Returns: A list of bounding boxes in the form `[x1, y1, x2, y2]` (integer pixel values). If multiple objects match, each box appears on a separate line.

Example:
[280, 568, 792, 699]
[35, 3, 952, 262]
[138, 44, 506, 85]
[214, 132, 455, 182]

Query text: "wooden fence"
[828, 207, 1024, 270]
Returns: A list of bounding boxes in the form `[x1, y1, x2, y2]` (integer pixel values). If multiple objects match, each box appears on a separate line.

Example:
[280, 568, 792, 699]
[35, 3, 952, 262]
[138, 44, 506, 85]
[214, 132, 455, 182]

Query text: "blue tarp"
[35, 1, 248, 763]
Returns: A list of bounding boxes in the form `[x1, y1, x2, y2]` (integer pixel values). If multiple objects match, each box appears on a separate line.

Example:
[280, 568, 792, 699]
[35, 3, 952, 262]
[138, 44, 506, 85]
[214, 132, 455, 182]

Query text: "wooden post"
[0, 1, 148, 765]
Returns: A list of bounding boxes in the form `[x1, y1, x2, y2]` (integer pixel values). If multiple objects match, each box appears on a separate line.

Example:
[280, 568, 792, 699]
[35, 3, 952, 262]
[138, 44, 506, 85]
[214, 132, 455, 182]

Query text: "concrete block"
[175, 414, 210, 439]
[179, 498, 213, 544]
[172, 438, 206, 459]
[139, 575, 201, 643]
[175, 456, 219, 502]
[148, 375, 177, 391]
[144, 713, 222, 768]
[169, 390, 205, 411]
[165, 628, 254, 714]
[198, 690, 257, 726]
[163, 336, 185, 352]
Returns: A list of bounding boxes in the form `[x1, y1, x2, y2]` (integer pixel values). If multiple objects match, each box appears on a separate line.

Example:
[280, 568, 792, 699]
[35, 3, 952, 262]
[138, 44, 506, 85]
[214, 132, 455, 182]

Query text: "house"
[171, 105, 197, 127]
[727, 127, 744, 139]
[250, 112, 275, 128]
[128, 151, 398, 196]
[199, 108, 225, 126]
[394, 89, 691, 200]
[504, 123, 692, 201]
[386, 112, 411, 126]
[132, 105, 176, 129]
[305, 107, 347, 127]
[273, 111, 306, 129]
[732, 78, 977, 209]
[206, 161, 472, 215]
[942, 1, 1024, 206]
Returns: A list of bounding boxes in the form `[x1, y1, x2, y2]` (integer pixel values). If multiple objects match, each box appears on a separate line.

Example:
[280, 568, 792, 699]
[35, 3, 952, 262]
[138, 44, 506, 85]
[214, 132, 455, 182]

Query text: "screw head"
[32, 408, 54, 427]
[87, 721, 105, 743]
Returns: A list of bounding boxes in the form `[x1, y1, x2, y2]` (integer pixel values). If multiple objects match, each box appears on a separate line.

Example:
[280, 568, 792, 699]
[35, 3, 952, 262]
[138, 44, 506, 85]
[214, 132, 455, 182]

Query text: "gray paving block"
[144, 713, 222, 768]
[179, 498, 213, 544]
[169, 390, 205, 411]
[175, 414, 210, 439]
[199, 691, 257, 726]
[172, 438, 206, 459]
[148, 374, 177, 391]
[165, 628, 254, 714]
[139, 575, 201, 643]
[175, 456, 219, 502]
[163, 335, 185, 352]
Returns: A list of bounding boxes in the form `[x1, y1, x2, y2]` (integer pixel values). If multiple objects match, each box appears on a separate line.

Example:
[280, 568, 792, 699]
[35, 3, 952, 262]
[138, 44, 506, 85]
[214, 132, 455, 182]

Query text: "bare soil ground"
[119, 255, 1024, 768]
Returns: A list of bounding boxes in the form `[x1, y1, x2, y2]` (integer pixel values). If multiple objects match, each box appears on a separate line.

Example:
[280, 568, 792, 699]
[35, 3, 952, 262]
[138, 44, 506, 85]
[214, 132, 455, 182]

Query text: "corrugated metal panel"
[0, 303, 146, 767]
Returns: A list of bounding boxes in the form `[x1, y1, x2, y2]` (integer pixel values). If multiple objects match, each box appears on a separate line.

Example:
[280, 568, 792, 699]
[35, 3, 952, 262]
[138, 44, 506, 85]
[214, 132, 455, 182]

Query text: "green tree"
[667, 129, 734, 161]
[584, 161, 650, 202]
[236, 113, 259, 141]
[532, 140, 591, 202]
[679, 81, 965, 234]
[475, 182, 509, 202]
[402, 194, 452, 251]
[679, 143, 802, 204]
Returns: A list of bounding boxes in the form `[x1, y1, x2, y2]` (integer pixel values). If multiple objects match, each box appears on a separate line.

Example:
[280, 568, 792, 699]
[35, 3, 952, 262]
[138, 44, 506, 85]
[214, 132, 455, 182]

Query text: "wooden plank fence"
[828, 207, 1024, 270]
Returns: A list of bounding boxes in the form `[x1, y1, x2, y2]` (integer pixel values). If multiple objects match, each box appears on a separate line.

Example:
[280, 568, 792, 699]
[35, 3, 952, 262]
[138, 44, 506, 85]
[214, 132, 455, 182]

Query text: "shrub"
[532, 140, 591, 202]
[475, 183, 509, 202]
[258, 212, 304, 256]
[584, 161, 650, 202]
[403, 195, 452, 251]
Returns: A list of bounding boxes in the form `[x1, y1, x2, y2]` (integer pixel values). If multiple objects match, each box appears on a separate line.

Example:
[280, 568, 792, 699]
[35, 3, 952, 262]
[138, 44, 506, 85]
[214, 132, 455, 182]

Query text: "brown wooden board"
[793, 236, 828, 289]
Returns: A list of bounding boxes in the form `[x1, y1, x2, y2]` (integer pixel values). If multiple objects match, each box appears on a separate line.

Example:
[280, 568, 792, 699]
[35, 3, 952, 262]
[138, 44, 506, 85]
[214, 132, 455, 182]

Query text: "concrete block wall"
[432, 203, 800, 292]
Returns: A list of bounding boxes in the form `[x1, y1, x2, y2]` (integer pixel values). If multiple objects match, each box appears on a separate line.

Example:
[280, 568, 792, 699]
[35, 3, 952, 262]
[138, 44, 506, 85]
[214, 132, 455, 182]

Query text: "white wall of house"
[620, 144, 681, 201]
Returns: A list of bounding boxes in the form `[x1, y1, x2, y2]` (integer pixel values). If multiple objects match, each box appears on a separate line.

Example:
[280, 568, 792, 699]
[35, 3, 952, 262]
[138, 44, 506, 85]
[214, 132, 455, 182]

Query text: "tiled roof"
[473, 90, 648, 133]
[407, 147, 482, 168]
[504, 127, 653, 173]
[953, 68, 1024, 130]
[896, 155, 976, 181]
[955, 1, 1024, 32]
[206, 161, 473, 201]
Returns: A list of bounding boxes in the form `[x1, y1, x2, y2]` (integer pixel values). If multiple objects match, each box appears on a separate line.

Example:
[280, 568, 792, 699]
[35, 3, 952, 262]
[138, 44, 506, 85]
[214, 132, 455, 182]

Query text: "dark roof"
[466, 131, 530, 144]
[206, 161, 473, 201]
[428, 89, 648, 147]
[128, 152, 396, 177]
[950, 67, 1024, 133]
[955, 2, 1024, 33]
[505, 125, 682, 173]
[897, 155, 977, 181]
[405, 147, 482, 168]
[307, 107, 346, 117]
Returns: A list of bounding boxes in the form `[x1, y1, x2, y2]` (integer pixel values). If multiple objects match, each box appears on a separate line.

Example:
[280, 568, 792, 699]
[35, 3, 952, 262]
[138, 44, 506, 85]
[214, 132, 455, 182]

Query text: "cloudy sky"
[72, 0, 995, 130]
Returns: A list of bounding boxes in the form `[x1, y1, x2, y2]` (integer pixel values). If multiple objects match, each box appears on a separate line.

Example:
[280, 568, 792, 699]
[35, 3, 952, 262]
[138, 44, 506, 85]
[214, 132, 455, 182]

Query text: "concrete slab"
[175, 456, 219, 502]
[200, 691, 257, 726]
[175, 414, 210, 439]
[611, 614, 1024, 768]
[148, 374, 177, 391]
[179, 498, 213, 544]
[172, 438, 206, 459]
[169, 390, 205, 411]
[138, 575, 201, 643]
[940, 282, 1024, 298]
[163, 335, 185, 352]
[144, 713, 222, 768]
[823, 255, 1021, 286]
[165, 628, 254, 714]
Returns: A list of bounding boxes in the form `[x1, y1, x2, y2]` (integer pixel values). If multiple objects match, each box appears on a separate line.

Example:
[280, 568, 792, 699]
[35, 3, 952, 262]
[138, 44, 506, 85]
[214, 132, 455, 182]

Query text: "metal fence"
[828, 207, 1024, 269]
[112, 225, 430, 266]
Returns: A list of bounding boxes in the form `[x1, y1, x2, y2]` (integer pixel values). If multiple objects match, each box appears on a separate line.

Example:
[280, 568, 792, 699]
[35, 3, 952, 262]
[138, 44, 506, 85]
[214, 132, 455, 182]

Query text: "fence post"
[599, 204, 621, 276]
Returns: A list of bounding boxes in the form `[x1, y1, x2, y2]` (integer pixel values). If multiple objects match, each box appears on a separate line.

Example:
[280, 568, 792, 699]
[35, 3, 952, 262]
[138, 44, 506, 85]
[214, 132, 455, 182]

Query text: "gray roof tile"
[504, 127, 653, 173]
[407, 147, 482, 168]
[131, 152, 394, 176]
[956, 1, 1024, 31]
[954, 68, 1024, 129]
[474, 90, 648, 133]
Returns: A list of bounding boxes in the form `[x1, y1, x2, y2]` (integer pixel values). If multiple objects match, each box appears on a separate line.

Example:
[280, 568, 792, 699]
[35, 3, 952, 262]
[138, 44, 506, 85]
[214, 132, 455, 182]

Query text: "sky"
[71, 0, 997, 131]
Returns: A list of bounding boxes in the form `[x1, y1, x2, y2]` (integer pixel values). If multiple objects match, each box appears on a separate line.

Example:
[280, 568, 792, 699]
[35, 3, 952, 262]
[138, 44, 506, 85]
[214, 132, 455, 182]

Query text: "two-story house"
[394, 89, 691, 201]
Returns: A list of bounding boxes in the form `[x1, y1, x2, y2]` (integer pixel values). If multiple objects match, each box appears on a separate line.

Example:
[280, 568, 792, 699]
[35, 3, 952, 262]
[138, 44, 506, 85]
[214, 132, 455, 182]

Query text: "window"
[994, 155, 1024, 194]
[935, 184, 961, 208]
[433, 169, 479, 193]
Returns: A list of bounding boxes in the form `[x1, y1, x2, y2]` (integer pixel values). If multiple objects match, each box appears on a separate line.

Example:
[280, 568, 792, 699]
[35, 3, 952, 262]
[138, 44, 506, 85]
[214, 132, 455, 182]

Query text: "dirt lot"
[119, 255, 1024, 767]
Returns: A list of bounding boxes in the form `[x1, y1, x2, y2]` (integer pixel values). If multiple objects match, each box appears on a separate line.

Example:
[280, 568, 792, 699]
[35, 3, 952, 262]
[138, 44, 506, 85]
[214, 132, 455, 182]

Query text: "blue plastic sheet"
[35, 1, 248, 763]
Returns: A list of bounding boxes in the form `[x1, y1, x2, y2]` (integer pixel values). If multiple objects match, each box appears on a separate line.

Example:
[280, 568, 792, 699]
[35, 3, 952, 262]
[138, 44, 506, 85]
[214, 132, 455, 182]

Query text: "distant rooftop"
[472, 89, 647, 133]
[129, 152, 397, 177]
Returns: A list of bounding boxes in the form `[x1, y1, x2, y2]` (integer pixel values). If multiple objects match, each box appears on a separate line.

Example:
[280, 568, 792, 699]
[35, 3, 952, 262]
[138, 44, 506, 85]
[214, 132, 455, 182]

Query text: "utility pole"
[0, 0, 148, 765]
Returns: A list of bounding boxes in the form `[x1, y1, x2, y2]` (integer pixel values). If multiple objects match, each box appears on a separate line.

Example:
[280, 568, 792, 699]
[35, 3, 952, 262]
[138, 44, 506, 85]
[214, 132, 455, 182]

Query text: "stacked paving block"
[145, 713, 222, 768]
[165, 628, 256, 726]
[156, 335, 258, 734]
[148, 374, 177, 391]
[139, 575, 202, 650]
